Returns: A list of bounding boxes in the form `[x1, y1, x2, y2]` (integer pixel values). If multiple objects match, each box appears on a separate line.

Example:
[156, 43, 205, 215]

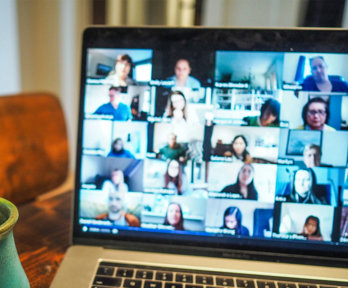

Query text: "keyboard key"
[124, 279, 142, 288]
[196, 276, 214, 285]
[117, 268, 134, 278]
[257, 281, 276, 288]
[299, 285, 316, 288]
[278, 283, 296, 288]
[216, 278, 235, 287]
[93, 276, 122, 287]
[237, 279, 255, 288]
[99, 261, 118, 267]
[157, 272, 173, 281]
[136, 270, 154, 279]
[176, 274, 193, 283]
[186, 285, 204, 288]
[97, 266, 115, 276]
[145, 281, 163, 288]
[165, 283, 184, 288]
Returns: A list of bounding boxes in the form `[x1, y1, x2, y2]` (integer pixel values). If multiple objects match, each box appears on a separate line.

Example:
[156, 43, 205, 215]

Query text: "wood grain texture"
[15, 190, 72, 288]
[0, 92, 69, 205]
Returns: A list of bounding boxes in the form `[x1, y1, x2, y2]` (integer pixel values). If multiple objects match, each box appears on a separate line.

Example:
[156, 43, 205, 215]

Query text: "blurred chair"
[253, 208, 273, 237]
[0, 92, 69, 205]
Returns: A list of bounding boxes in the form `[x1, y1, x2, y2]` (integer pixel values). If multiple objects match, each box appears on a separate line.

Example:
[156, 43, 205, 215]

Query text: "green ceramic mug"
[0, 198, 30, 288]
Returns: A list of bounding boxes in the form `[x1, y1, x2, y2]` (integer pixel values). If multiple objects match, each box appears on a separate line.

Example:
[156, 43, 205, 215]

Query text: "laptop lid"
[73, 27, 348, 266]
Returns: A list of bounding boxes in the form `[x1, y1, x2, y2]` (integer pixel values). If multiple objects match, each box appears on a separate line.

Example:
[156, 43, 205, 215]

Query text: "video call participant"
[224, 135, 252, 163]
[303, 144, 321, 168]
[94, 86, 132, 121]
[167, 59, 201, 89]
[285, 168, 328, 204]
[244, 99, 280, 127]
[298, 215, 323, 241]
[164, 159, 191, 195]
[221, 206, 249, 236]
[221, 164, 258, 200]
[158, 133, 187, 163]
[163, 202, 185, 230]
[104, 54, 136, 87]
[101, 169, 129, 195]
[297, 97, 335, 131]
[107, 138, 135, 158]
[96, 183, 140, 227]
[130, 95, 146, 121]
[164, 91, 187, 123]
[302, 56, 348, 92]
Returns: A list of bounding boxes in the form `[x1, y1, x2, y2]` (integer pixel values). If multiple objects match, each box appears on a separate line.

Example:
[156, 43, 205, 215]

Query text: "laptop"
[51, 27, 348, 288]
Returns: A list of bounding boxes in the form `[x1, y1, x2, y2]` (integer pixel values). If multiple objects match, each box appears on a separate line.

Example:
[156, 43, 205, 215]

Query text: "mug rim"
[0, 198, 19, 239]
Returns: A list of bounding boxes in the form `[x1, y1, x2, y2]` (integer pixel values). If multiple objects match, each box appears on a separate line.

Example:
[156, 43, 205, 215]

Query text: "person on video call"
[221, 206, 249, 236]
[302, 56, 348, 92]
[96, 190, 140, 226]
[285, 168, 328, 204]
[168, 59, 201, 89]
[297, 97, 335, 131]
[96, 173, 139, 226]
[303, 144, 321, 168]
[164, 91, 187, 122]
[224, 135, 252, 163]
[221, 164, 258, 200]
[107, 138, 135, 158]
[94, 86, 132, 121]
[158, 133, 186, 162]
[164, 159, 191, 195]
[102, 169, 129, 195]
[130, 95, 145, 120]
[299, 215, 323, 241]
[163, 202, 185, 230]
[244, 99, 280, 127]
[104, 54, 136, 87]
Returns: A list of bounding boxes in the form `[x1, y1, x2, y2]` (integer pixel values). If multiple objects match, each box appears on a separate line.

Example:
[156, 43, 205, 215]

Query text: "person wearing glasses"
[297, 97, 335, 131]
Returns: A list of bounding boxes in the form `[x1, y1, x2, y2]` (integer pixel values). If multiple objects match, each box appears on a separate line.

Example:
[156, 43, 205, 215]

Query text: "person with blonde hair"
[303, 144, 321, 168]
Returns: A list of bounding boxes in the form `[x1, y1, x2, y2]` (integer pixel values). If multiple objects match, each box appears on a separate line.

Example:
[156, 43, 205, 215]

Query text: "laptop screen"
[74, 27, 348, 260]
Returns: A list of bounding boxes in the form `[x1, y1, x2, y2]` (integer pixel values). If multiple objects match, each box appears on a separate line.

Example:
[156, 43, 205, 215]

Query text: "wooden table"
[14, 190, 72, 288]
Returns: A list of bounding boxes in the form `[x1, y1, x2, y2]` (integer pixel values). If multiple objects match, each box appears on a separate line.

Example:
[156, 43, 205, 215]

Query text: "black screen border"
[73, 26, 348, 265]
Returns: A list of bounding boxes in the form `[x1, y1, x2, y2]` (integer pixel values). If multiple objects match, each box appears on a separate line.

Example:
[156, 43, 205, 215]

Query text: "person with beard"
[96, 170, 139, 227]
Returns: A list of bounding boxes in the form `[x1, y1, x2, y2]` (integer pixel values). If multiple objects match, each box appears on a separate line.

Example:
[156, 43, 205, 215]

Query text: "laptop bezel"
[73, 26, 348, 266]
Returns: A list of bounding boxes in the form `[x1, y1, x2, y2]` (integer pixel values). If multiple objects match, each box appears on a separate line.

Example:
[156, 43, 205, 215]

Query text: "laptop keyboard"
[90, 262, 347, 288]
